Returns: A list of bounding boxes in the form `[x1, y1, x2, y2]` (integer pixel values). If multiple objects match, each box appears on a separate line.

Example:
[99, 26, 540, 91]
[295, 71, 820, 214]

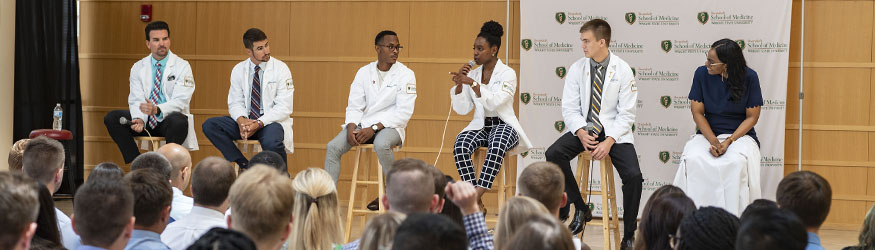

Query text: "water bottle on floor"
[53, 103, 63, 130]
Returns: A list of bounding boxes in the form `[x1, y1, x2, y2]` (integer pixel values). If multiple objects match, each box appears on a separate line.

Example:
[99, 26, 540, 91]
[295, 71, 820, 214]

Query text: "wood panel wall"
[79, 0, 872, 230]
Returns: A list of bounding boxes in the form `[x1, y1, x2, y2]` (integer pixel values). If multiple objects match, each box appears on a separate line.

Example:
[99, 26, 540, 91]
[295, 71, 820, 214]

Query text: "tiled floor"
[55, 199, 860, 250]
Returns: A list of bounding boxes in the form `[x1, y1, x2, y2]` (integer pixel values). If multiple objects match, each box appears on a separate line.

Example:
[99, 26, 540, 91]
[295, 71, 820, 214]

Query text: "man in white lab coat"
[544, 19, 642, 249]
[202, 28, 293, 169]
[104, 21, 197, 164]
[324, 30, 416, 209]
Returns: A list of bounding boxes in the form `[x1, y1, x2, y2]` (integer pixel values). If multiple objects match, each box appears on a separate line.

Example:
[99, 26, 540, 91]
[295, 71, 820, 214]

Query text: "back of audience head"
[22, 136, 65, 193]
[642, 185, 685, 214]
[8, 138, 30, 172]
[157, 143, 193, 189]
[0, 172, 40, 250]
[191, 157, 236, 210]
[495, 196, 550, 250]
[249, 151, 288, 176]
[849, 203, 875, 250]
[740, 199, 778, 221]
[518, 162, 566, 216]
[130, 151, 172, 181]
[674, 206, 738, 250]
[429, 166, 448, 213]
[73, 177, 135, 250]
[87, 162, 124, 183]
[124, 169, 172, 231]
[32, 183, 62, 248]
[360, 211, 406, 250]
[187, 228, 257, 250]
[392, 213, 467, 250]
[637, 192, 695, 250]
[735, 207, 807, 250]
[289, 168, 343, 250]
[229, 165, 295, 250]
[440, 175, 464, 227]
[503, 212, 576, 250]
[776, 170, 832, 231]
[385, 158, 437, 214]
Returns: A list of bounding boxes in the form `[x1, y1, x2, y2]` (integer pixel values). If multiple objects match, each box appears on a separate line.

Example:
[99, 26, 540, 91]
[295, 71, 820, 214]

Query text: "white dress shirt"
[55, 207, 80, 249]
[160, 206, 227, 250]
[170, 187, 193, 220]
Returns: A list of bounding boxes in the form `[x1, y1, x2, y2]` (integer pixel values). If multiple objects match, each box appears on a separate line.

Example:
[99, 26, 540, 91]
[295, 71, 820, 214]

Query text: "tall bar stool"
[575, 152, 621, 250]
[233, 140, 262, 172]
[344, 144, 398, 242]
[471, 147, 513, 223]
[134, 136, 166, 151]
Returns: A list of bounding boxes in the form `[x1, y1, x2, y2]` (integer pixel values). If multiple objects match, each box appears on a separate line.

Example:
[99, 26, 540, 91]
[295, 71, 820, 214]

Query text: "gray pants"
[324, 126, 402, 183]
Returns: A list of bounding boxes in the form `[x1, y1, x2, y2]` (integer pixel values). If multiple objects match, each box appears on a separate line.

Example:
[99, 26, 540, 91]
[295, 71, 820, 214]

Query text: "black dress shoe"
[620, 236, 634, 250]
[558, 203, 571, 222]
[567, 205, 593, 235]
[366, 198, 380, 211]
[580, 204, 593, 223]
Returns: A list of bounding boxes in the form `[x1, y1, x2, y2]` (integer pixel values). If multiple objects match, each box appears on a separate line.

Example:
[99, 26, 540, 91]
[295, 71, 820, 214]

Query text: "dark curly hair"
[711, 38, 748, 103]
[676, 206, 739, 250]
[478, 20, 504, 50]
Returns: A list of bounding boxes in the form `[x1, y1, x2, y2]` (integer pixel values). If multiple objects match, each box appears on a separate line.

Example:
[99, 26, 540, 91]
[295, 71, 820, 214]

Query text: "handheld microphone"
[585, 122, 596, 136]
[119, 117, 131, 126]
[467, 60, 476, 68]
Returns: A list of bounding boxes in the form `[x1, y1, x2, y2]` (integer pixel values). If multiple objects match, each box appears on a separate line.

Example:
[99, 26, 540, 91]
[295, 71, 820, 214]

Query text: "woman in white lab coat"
[450, 21, 532, 209]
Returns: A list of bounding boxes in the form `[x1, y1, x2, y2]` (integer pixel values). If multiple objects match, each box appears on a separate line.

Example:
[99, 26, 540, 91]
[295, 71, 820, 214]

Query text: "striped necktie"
[588, 64, 605, 134]
[249, 65, 262, 120]
[147, 62, 162, 129]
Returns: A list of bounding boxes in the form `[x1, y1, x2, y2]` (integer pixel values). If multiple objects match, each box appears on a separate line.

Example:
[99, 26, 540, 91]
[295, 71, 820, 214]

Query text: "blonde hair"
[495, 196, 550, 250]
[359, 212, 406, 250]
[288, 168, 344, 250]
[8, 139, 29, 172]
[229, 166, 295, 243]
[503, 213, 576, 250]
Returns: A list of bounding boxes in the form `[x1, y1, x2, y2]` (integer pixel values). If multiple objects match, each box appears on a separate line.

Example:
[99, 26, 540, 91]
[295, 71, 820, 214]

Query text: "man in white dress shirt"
[161, 157, 236, 250]
[20, 136, 80, 249]
[157, 143, 194, 221]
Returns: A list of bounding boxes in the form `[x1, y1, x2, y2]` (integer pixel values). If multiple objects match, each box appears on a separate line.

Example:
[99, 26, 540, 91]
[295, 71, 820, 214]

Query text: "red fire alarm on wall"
[140, 4, 152, 22]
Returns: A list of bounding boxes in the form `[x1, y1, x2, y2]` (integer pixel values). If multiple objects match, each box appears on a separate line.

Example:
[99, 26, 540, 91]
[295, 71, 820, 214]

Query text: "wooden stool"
[233, 140, 262, 172]
[134, 136, 165, 151]
[471, 147, 512, 223]
[344, 144, 397, 242]
[575, 152, 621, 250]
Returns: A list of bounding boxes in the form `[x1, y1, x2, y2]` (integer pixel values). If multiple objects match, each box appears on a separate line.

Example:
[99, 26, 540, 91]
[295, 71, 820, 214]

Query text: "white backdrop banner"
[518, 0, 791, 217]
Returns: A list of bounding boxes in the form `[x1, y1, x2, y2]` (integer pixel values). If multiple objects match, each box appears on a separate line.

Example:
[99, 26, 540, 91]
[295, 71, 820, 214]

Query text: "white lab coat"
[228, 56, 294, 153]
[561, 53, 638, 144]
[344, 61, 417, 144]
[450, 59, 532, 154]
[128, 51, 198, 150]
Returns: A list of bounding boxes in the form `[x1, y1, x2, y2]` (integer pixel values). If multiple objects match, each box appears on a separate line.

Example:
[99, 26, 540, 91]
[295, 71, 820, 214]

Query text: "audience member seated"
[7, 138, 29, 172]
[130, 152, 173, 180]
[248, 151, 289, 177]
[21, 136, 79, 249]
[186, 228, 257, 250]
[161, 157, 236, 250]
[440, 175, 464, 227]
[87, 162, 125, 183]
[776, 171, 832, 250]
[358, 212, 406, 250]
[428, 166, 448, 214]
[739, 198, 777, 221]
[843, 203, 875, 250]
[227, 166, 295, 250]
[0, 172, 40, 250]
[635, 192, 695, 250]
[32, 183, 64, 250]
[445, 177, 491, 250]
[288, 168, 344, 250]
[123, 169, 173, 250]
[736, 207, 807, 250]
[157, 143, 195, 220]
[392, 213, 467, 250]
[517, 162, 590, 250]
[503, 213, 576, 250]
[672, 206, 738, 250]
[72, 177, 136, 250]
[495, 196, 549, 250]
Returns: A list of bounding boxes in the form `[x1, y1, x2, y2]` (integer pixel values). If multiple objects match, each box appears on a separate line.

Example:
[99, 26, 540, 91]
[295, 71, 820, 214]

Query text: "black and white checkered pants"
[453, 117, 519, 189]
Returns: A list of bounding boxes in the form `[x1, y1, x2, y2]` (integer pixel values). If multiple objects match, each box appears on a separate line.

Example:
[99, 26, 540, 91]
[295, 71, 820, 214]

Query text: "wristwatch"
[371, 124, 380, 131]
[472, 81, 480, 87]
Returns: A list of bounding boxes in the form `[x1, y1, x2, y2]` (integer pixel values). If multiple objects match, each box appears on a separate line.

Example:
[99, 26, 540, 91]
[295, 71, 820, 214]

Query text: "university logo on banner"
[521, 93, 532, 104]
[697, 11, 710, 24]
[556, 67, 567, 79]
[521, 39, 533, 51]
[556, 12, 567, 24]
[631, 67, 637, 77]
[736, 39, 746, 50]
[521, 151, 529, 158]
[659, 151, 670, 164]
[661, 40, 673, 53]
[625, 12, 637, 24]
[660, 96, 672, 108]
[554, 121, 566, 132]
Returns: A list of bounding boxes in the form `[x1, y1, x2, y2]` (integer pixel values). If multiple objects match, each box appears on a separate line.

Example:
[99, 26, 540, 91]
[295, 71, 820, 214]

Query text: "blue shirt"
[124, 229, 170, 250]
[688, 66, 763, 145]
[806, 232, 825, 250]
[150, 56, 169, 120]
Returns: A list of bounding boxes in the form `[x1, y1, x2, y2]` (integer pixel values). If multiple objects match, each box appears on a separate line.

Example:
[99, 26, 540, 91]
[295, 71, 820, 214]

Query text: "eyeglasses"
[378, 44, 404, 52]
[669, 234, 681, 250]
[705, 58, 724, 67]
